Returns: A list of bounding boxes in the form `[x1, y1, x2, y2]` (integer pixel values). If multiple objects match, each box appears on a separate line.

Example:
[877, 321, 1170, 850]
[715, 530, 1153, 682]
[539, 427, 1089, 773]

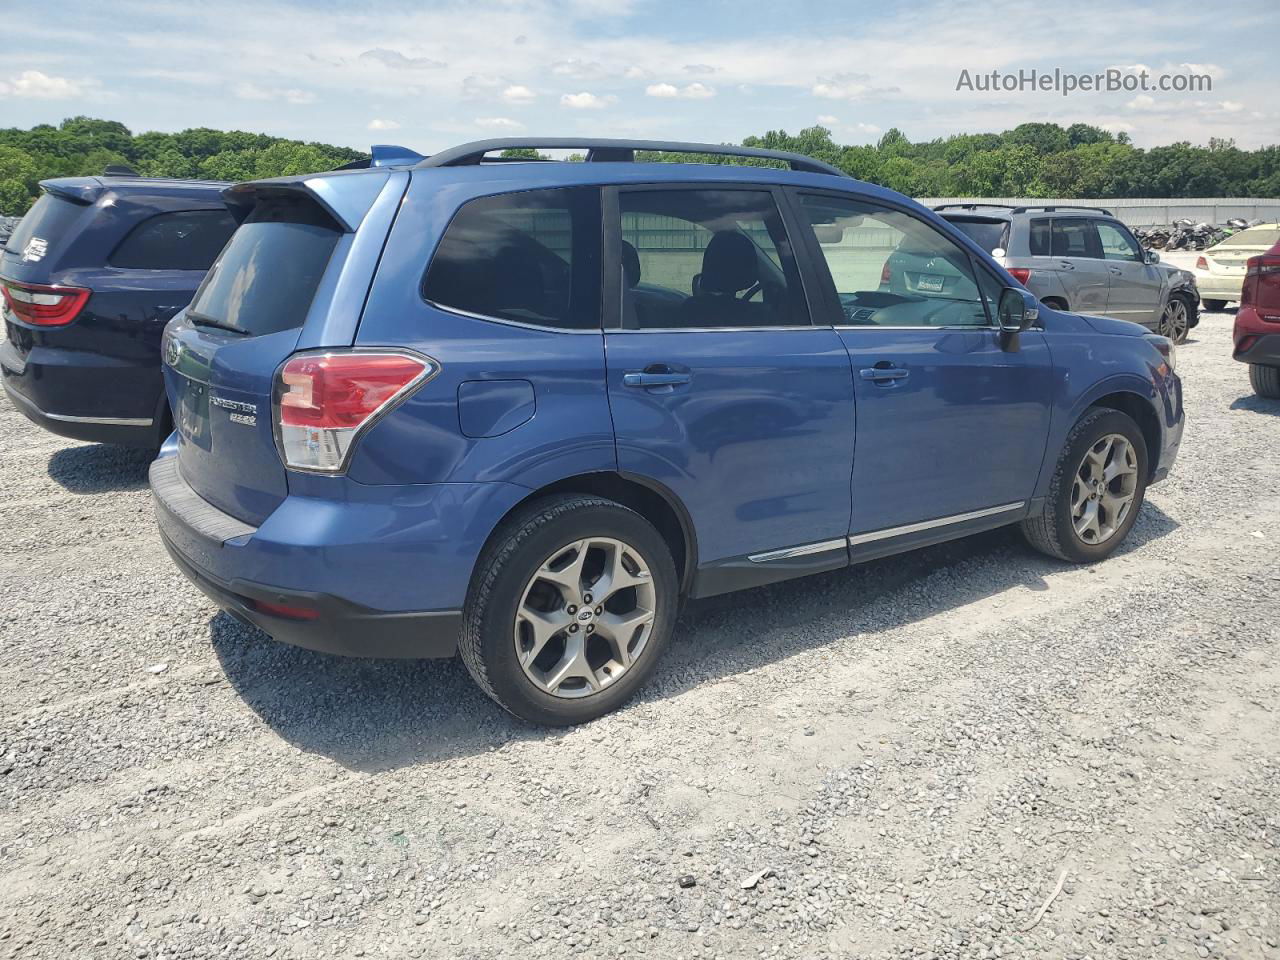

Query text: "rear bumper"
[1233, 331, 1280, 367]
[1, 336, 164, 446]
[150, 454, 527, 659]
[1193, 274, 1244, 301]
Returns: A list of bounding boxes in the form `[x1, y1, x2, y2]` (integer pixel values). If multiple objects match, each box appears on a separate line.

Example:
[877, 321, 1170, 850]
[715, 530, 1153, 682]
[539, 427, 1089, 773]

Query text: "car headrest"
[701, 230, 758, 295]
[621, 240, 641, 289]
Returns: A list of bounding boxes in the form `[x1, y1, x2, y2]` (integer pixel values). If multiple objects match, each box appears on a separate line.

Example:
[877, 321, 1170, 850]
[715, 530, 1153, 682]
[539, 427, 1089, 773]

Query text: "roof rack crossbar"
[415, 138, 847, 178]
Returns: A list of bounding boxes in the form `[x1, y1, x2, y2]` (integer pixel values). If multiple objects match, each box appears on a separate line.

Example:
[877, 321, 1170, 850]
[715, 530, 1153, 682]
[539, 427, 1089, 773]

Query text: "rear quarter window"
[944, 218, 1009, 254]
[1029, 220, 1051, 256]
[186, 199, 342, 337]
[110, 210, 237, 270]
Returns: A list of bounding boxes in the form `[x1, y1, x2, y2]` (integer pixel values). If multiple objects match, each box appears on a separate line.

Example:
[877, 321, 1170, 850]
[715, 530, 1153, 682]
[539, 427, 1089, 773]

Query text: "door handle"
[859, 366, 909, 382]
[1108, 266, 1122, 276]
[623, 369, 692, 389]
[1058, 260, 1075, 270]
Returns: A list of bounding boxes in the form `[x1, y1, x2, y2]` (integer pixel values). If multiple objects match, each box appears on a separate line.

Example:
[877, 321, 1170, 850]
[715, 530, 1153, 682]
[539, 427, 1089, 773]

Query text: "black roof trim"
[935, 202, 1115, 217]
[414, 138, 848, 178]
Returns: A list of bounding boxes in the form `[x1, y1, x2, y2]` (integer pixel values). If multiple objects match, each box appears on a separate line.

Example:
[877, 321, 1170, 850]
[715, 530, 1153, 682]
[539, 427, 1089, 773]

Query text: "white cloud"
[1126, 94, 1157, 111]
[817, 114, 840, 125]
[0, 70, 93, 99]
[357, 48, 446, 70]
[812, 73, 897, 100]
[234, 82, 316, 104]
[367, 118, 401, 131]
[644, 81, 715, 99]
[560, 91, 615, 109]
[475, 116, 524, 129]
[855, 122, 882, 134]
[1221, 100, 1244, 112]
[501, 84, 536, 104]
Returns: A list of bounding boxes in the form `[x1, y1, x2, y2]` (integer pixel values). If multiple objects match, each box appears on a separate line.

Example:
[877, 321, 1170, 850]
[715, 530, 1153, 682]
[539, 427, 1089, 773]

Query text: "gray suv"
[933, 204, 1200, 342]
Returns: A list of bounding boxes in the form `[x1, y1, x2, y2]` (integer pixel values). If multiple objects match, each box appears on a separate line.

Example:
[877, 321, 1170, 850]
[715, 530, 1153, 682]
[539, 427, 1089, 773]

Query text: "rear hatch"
[164, 172, 403, 525]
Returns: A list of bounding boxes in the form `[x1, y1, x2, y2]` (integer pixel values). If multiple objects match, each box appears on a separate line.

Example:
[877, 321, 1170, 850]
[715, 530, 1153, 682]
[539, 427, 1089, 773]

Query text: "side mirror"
[997, 287, 1037, 350]
[1145, 250, 1161, 265]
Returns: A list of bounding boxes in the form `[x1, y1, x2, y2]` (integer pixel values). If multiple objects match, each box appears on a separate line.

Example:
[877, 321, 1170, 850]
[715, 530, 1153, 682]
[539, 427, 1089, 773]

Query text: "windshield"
[3, 193, 86, 257]
[187, 199, 341, 336]
[944, 217, 1010, 253]
[1217, 226, 1280, 249]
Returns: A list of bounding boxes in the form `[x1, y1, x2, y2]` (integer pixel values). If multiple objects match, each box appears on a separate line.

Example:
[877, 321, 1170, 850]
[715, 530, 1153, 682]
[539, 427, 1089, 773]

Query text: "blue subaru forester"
[151, 138, 1183, 725]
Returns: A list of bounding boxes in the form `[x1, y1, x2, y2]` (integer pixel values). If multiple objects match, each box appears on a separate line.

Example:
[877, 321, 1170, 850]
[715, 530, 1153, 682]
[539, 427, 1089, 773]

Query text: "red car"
[1233, 239, 1280, 398]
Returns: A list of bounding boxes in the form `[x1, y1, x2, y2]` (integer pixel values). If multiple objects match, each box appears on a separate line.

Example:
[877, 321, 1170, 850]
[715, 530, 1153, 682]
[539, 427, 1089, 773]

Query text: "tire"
[1250, 364, 1280, 399]
[1040, 297, 1068, 312]
[1202, 298, 1228, 312]
[1159, 295, 1192, 344]
[460, 494, 678, 725]
[1021, 408, 1149, 563]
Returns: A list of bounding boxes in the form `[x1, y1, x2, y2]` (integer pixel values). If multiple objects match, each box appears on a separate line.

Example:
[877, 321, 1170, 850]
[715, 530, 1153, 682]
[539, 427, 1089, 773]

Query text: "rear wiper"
[186, 312, 247, 336]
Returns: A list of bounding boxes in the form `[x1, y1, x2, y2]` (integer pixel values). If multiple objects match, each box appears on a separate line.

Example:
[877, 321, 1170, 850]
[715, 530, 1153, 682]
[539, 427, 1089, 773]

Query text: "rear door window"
[1050, 218, 1101, 259]
[423, 187, 600, 330]
[186, 199, 342, 337]
[110, 210, 237, 270]
[3, 193, 86, 261]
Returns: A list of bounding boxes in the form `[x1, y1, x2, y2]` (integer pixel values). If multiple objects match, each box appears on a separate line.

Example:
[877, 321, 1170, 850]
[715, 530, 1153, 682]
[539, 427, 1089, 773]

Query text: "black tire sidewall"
[1051, 410, 1149, 563]
[474, 501, 678, 726]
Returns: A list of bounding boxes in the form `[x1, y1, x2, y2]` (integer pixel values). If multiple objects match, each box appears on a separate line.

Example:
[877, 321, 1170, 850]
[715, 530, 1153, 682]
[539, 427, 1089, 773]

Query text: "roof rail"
[415, 138, 847, 177]
[933, 202, 1019, 212]
[1010, 204, 1113, 216]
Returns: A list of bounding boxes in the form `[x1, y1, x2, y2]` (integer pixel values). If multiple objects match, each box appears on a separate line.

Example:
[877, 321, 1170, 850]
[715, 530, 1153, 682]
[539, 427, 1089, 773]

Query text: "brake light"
[275, 351, 436, 473]
[1007, 267, 1032, 286]
[880, 261, 892, 285]
[1196, 256, 1208, 271]
[1241, 253, 1280, 317]
[0, 279, 90, 327]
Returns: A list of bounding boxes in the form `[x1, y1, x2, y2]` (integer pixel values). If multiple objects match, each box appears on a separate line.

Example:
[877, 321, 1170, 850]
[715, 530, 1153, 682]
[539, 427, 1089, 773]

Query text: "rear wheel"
[460, 495, 678, 725]
[1159, 296, 1191, 344]
[1022, 408, 1148, 563]
[1201, 298, 1228, 312]
[1250, 364, 1280, 399]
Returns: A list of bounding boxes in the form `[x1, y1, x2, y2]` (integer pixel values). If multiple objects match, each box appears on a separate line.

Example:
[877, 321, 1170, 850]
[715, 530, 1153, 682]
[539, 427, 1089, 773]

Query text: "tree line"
[2, 116, 1277, 216]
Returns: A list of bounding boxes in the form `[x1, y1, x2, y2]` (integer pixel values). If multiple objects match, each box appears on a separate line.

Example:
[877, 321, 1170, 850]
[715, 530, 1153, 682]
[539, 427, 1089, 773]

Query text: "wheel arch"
[1085, 389, 1163, 480]
[492, 471, 698, 596]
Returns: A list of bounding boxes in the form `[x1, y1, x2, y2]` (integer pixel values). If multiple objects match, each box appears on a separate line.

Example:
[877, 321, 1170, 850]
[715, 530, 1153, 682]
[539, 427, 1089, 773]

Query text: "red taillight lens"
[1196, 256, 1208, 271]
[880, 261, 892, 285]
[251, 599, 319, 621]
[0, 279, 90, 327]
[1007, 267, 1032, 286]
[1242, 255, 1280, 317]
[275, 351, 435, 472]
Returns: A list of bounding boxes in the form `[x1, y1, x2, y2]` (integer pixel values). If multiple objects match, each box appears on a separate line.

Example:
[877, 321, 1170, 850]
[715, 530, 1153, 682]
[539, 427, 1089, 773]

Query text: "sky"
[1, 0, 1276, 151]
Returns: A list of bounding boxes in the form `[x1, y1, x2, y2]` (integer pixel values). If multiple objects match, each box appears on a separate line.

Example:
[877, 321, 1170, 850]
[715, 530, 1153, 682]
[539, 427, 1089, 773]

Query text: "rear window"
[186, 199, 341, 337]
[3, 193, 86, 259]
[1217, 226, 1280, 248]
[110, 210, 237, 270]
[944, 218, 1009, 253]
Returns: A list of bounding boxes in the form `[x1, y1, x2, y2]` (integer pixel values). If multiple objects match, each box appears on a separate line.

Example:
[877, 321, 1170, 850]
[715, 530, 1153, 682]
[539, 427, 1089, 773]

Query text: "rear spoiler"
[38, 177, 105, 206]
[221, 170, 392, 232]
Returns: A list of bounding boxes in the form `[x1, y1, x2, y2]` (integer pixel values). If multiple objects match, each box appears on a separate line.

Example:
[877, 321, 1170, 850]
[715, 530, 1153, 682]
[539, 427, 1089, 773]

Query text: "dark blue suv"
[151, 139, 1183, 725]
[2, 172, 236, 447]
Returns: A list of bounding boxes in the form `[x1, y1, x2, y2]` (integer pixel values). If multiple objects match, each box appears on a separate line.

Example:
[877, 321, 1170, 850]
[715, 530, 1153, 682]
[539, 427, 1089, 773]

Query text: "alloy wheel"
[514, 537, 657, 699]
[1071, 433, 1138, 545]
[1160, 298, 1189, 342]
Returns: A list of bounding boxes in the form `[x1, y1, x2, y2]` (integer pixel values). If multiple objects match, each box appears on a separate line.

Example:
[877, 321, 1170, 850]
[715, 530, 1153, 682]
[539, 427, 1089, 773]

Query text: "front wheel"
[1250, 364, 1280, 399]
[1159, 297, 1192, 344]
[460, 495, 678, 725]
[1022, 408, 1149, 563]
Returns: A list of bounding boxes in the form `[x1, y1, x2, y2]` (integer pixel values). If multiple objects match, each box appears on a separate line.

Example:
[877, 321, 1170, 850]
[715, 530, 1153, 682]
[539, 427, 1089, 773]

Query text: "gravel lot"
[1, 307, 1277, 960]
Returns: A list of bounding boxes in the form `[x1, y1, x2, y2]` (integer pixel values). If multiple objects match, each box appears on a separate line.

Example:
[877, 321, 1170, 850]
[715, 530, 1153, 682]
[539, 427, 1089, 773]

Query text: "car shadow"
[1229, 393, 1280, 416]
[47, 444, 153, 494]
[210, 501, 1179, 773]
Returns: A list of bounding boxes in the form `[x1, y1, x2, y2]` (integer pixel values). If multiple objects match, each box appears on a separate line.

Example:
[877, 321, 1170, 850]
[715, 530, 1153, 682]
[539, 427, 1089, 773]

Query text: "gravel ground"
[1, 307, 1277, 960]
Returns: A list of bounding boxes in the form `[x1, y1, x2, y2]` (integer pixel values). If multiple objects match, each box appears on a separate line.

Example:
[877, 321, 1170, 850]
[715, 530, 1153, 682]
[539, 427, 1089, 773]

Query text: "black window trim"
[107, 208, 237, 271]
[602, 182, 820, 333]
[789, 186, 1005, 331]
[419, 184, 605, 335]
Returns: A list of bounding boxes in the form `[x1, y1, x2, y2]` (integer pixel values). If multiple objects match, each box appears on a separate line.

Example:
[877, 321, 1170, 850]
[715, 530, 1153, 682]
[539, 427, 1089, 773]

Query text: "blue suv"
[2, 171, 236, 447]
[151, 138, 1184, 725]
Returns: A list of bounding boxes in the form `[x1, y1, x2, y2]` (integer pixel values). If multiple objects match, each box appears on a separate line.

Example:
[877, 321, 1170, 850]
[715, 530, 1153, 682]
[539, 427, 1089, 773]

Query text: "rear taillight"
[1007, 267, 1032, 286]
[1196, 256, 1208, 271]
[0, 279, 90, 327]
[251, 599, 319, 621]
[1241, 254, 1280, 318]
[274, 351, 437, 473]
[880, 261, 892, 285]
